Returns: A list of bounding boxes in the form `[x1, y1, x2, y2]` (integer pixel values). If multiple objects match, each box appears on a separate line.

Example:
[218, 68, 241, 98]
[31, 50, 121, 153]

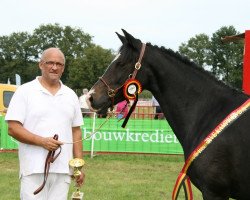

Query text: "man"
[5, 47, 84, 200]
[79, 88, 90, 117]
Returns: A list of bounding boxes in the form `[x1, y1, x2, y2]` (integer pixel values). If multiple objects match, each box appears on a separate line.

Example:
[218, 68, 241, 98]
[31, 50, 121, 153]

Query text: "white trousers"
[20, 173, 71, 200]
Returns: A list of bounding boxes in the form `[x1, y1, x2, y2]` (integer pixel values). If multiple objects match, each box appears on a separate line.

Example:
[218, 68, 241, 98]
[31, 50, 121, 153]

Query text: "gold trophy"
[69, 158, 85, 200]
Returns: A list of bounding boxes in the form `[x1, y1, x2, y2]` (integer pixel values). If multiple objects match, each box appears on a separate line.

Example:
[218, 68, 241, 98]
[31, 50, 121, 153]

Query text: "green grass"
[1, 152, 203, 199]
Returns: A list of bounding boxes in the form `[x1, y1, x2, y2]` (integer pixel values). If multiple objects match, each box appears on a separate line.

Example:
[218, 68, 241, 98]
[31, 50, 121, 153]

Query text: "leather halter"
[99, 43, 146, 110]
[34, 134, 61, 195]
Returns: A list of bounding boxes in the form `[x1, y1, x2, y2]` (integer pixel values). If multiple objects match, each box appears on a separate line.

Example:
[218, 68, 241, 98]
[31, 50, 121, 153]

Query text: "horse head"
[87, 29, 149, 114]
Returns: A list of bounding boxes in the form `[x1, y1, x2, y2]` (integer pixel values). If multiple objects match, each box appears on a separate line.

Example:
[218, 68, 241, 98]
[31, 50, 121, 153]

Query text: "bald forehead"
[41, 48, 65, 63]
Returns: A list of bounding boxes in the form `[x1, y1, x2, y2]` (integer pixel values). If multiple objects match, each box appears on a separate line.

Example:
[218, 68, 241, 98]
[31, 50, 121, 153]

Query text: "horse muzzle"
[86, 89, 111, 114]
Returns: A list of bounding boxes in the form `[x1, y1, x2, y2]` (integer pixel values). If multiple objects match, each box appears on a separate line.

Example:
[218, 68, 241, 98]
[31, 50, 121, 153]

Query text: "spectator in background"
[79, 88, 90, 117]
[116, 100, 129, 120]
[152, 96, 164, 119]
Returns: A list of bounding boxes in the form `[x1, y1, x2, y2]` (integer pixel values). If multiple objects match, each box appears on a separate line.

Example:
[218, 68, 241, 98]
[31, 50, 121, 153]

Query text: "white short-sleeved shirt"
[5, 77, 83, 177]
[79, 94, 89, 109]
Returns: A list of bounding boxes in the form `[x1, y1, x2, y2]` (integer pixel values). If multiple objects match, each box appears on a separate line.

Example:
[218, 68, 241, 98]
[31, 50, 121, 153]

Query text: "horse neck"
[143, 49, 247, 155]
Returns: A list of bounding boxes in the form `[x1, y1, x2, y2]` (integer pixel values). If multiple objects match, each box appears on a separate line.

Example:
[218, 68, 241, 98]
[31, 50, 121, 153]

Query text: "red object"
[116, 100, 128, 116]
[123, 79, 142, 100]
[116, 100, 128, 112]
[243, 30, 250, 95]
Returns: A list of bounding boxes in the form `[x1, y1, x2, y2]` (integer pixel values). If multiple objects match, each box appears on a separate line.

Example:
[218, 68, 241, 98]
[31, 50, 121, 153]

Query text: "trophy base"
[71, 191, 84, 200]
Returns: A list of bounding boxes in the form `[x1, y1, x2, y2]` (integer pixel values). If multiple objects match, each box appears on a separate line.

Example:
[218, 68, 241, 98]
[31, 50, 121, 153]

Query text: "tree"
[0, 32, 38, 84]
[178, 26, 244, 89]
[179, 34, 211, 68]
[0, 23, 115, 91]
[31, 23, 94, 83]
[209, 26, 244, 88]
[67, 45, 114, 95]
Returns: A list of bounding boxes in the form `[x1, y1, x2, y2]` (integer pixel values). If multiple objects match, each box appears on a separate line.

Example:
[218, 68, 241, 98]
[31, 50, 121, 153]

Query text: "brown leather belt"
[33, 134, 61, 195]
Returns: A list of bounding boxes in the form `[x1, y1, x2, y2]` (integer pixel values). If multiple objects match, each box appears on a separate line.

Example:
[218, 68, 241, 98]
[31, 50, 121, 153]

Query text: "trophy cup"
[69, 158, 85, 200]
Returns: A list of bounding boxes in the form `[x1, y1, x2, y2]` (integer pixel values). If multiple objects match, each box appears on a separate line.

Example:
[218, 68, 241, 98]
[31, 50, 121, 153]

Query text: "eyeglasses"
[43, 61, 64, 68]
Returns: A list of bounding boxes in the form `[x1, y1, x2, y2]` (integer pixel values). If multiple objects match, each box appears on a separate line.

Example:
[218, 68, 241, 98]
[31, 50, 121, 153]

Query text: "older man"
[5, 47, 84, 200]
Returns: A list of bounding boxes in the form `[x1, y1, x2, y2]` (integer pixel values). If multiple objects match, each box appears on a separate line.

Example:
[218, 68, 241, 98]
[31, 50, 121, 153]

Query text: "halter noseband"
[99, 43, 146, 111]
[99, 77, 117, 98]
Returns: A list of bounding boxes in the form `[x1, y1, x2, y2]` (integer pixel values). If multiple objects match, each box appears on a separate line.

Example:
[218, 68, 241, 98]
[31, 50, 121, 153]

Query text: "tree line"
[0, 23, 114, 95]
[179, 25, 244, 89]
[0, 24, 245, 96]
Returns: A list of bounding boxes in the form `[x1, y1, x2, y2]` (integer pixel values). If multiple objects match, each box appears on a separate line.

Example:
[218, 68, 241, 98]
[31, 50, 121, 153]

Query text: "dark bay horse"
[87, 29, 250, 200]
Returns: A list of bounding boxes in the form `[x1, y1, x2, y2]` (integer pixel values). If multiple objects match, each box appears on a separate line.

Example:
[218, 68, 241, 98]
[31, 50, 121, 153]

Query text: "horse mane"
[146, 42, 242, 93]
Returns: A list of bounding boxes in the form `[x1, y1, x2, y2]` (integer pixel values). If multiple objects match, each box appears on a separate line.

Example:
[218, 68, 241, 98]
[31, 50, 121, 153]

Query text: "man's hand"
[75, 170, 85, 187]
[42, 136, 63, 151]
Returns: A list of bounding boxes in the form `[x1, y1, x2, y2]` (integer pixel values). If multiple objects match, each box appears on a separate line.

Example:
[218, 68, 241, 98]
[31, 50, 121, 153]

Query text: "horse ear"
[121, 29, 141, 50]
[116, 32, 126, 44]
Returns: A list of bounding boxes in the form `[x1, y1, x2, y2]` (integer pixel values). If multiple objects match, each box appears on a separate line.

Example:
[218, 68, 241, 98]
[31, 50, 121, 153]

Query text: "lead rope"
[34, 134, 61, 195]
[63, 114, 113, 144]
[33, 110, 114, 194]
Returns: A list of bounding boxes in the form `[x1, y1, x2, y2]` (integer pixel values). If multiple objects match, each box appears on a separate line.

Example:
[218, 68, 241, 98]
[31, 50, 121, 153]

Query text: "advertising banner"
[0, 116, 183, 154]
[82, 118, 183, 154]
[0, 115, 18, 149]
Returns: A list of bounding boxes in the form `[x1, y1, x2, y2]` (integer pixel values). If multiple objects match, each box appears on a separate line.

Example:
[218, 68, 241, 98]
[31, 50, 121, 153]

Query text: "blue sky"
[1, 0, 249, 51]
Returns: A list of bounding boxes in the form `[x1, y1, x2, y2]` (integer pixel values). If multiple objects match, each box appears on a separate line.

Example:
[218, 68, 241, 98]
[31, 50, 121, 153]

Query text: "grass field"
[0, 152, 204, 199]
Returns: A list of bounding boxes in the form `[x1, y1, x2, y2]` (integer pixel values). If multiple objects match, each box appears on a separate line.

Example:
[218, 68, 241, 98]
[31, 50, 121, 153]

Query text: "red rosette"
[123, 79, 142, 100]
